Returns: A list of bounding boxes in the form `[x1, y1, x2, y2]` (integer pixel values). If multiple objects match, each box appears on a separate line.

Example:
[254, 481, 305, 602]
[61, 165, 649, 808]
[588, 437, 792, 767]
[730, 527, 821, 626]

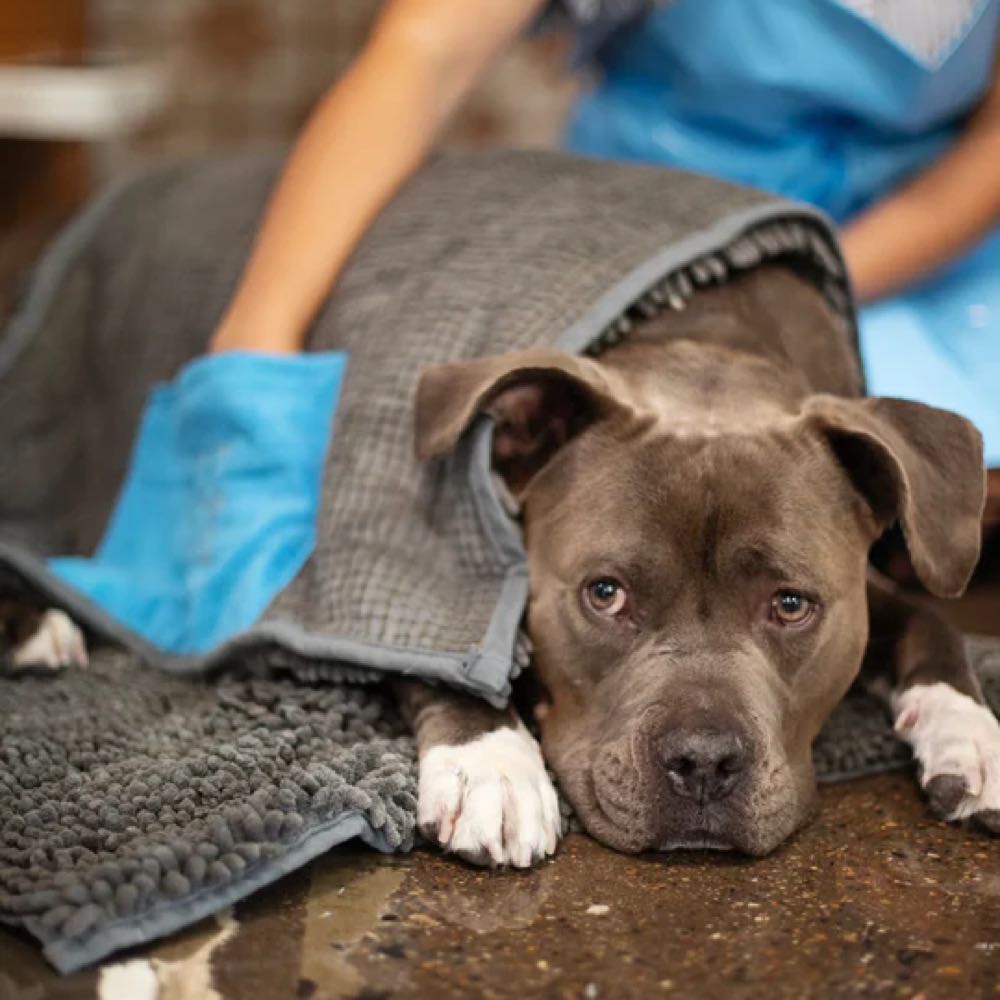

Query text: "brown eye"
[585, 578, 628, 617]
[770, 590, 816, 627]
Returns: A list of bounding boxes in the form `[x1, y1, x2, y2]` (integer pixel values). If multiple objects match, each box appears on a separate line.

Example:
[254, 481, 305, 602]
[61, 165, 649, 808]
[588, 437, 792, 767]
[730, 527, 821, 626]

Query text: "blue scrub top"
[566, 0, 1000, 464]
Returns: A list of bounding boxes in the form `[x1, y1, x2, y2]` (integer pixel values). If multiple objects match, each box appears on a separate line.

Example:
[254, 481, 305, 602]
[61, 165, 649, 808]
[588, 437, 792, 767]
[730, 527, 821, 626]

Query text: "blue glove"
[51, 350, 347, 653]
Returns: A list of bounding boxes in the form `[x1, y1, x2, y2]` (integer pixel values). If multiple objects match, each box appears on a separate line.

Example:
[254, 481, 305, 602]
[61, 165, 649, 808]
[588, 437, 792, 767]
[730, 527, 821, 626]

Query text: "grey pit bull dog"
[399, 264, 998, 865]
[4, 266, 998, 865]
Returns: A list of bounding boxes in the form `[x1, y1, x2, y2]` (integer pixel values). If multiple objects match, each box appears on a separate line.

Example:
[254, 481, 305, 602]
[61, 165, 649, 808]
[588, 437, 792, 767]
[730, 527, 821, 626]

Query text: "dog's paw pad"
[418, 724, 561, 868]
[11, 609, 88, 671]
[893, 683, 1000, 831]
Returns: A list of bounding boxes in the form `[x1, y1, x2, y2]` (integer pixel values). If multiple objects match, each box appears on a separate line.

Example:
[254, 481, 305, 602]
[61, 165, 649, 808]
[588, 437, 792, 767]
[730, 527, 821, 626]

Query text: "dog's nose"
[658, 730, 747, 804]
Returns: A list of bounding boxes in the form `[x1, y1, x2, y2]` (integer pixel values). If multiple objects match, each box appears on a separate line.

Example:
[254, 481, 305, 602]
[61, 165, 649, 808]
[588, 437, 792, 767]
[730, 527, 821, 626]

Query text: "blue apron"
[567, 0, 1000, 464]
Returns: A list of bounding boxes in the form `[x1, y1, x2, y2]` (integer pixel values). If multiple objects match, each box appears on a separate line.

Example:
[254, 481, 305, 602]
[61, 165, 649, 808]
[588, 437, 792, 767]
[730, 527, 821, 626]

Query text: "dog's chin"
[652, 778, 817, 857]
[586, 780, 746, 854]
[557, 759, 813, 858]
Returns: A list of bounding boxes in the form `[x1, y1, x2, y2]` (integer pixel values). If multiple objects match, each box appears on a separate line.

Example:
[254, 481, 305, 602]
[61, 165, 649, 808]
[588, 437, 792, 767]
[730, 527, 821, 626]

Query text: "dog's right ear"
[415, 350, 630, 494]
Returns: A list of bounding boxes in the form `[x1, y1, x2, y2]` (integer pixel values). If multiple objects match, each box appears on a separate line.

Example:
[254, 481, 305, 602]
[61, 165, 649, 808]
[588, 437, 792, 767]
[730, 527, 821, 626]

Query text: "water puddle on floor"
[297, 851, 408, 999]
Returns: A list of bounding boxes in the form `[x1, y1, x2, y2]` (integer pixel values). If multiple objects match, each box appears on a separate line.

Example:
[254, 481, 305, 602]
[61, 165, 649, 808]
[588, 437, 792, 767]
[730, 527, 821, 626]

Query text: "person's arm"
[840, 53, 1000, 303]
[210, 0, 546, 354]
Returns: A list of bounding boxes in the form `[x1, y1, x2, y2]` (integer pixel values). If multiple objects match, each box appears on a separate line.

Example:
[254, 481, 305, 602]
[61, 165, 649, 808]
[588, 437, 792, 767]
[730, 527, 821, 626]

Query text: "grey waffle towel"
[1, 149, 996, 973]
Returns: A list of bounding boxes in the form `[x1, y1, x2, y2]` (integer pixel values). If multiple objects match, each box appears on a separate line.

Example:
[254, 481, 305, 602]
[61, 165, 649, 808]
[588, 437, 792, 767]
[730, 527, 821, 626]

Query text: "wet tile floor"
[2, 774, 998, 1000]
[2, 582, 999, 999]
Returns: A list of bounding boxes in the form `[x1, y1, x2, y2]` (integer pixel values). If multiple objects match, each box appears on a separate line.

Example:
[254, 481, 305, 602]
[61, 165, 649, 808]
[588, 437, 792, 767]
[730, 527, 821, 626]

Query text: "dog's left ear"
[415, 349, 631, 494]
[805, 395, 985, 597]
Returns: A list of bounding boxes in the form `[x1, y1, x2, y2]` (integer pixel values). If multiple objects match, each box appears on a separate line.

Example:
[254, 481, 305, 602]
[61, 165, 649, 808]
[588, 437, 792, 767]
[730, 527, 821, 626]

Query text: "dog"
[4, 264, 998, 866]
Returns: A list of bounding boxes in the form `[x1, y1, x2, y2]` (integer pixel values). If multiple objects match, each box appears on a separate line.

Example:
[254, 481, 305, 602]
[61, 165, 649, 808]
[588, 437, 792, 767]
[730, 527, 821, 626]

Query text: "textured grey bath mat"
[0, 651, 417, 973]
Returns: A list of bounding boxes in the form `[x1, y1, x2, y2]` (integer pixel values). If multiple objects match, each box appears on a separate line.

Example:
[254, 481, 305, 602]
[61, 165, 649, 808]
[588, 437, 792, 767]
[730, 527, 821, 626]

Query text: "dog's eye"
[770, 590, 816, 627]
[585, 578, 628, 617]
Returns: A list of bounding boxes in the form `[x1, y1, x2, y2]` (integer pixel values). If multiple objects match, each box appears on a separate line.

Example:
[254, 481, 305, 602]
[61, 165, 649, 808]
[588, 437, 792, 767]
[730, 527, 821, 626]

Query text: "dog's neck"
[601, 337, 808, 439]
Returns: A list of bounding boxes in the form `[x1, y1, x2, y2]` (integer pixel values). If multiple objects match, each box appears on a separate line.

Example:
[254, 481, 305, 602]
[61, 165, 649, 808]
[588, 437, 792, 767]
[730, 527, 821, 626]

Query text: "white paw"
[418, 723, 562, 868]
[893, 682, 1000, 829]
[11, 609, 88, 671]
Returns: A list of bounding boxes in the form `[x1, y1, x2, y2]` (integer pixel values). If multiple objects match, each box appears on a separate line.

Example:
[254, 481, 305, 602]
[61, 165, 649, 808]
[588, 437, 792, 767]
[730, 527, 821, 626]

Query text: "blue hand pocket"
[51, 351, 347, 653]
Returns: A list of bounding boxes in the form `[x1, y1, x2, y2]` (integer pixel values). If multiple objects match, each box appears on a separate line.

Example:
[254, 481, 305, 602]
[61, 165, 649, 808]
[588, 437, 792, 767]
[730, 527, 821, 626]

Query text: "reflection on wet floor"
[298, 853, 407, 998]
[98, 911, 236, 1000]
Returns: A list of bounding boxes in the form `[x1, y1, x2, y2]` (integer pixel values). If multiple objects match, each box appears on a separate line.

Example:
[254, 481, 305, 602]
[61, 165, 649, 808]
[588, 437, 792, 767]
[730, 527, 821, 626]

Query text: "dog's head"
[415, 339, 984, 855]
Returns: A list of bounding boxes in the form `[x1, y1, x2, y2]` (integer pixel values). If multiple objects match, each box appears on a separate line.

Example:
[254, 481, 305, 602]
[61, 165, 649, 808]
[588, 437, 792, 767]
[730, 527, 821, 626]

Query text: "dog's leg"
[1, 604, 89, 672]
[861, 576, 999, 832]
[394, 680, 561, 867]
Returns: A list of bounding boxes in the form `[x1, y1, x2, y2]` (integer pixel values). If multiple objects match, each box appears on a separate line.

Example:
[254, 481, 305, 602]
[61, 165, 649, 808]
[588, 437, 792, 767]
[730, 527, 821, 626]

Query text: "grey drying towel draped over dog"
[1, 149, 998, 972]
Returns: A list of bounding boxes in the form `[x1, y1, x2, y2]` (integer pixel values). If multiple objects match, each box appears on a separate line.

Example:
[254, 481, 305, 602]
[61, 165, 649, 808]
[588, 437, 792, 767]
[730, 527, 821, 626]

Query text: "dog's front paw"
[894, 683, 1000, 833]
[418, 723, 562, 868]
[10, 609, 89, 671]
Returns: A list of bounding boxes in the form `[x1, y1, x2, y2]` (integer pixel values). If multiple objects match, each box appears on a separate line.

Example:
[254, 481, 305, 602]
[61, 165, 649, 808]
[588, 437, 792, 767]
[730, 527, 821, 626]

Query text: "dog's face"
[416, 339, 984, 856]
[520, 418, 868, 854]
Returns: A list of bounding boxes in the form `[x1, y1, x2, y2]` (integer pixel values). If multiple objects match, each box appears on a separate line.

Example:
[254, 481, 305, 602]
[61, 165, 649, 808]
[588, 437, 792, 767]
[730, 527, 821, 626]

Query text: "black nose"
[659, 730, 748, 804]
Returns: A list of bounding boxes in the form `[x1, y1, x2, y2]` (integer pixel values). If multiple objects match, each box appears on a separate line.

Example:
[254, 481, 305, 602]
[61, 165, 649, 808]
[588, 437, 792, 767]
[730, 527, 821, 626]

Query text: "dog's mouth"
[657, 833, 735, 852]
[594, 787, 744, 853]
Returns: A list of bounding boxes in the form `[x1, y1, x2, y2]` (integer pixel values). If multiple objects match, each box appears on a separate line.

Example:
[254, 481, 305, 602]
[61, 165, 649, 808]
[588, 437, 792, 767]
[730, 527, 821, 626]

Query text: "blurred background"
[0, 0, 578, 317]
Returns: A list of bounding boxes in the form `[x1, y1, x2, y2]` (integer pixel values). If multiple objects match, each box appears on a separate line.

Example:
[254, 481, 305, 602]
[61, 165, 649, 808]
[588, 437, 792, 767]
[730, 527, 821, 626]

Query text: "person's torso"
[566, 0, 1000, 219]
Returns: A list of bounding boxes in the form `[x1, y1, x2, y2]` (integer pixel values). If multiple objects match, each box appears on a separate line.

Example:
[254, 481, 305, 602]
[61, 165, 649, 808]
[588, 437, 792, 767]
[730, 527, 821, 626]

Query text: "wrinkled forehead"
[528, 425, 863, 580]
